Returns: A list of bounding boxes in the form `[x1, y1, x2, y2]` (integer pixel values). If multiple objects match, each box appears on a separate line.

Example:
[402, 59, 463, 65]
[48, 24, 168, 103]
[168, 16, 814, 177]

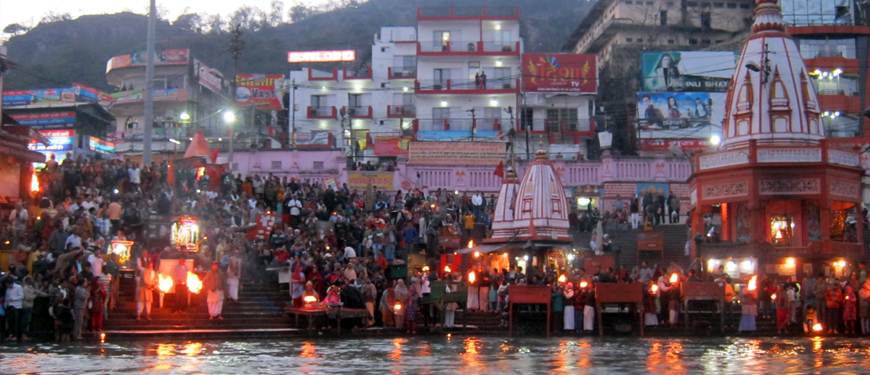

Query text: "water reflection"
[4, 337, 870, 374]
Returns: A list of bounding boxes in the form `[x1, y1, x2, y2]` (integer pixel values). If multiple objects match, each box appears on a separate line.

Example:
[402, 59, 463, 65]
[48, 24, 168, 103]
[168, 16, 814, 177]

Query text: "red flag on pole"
[494, 160, 504, 178]
[210, 148, 219, 164]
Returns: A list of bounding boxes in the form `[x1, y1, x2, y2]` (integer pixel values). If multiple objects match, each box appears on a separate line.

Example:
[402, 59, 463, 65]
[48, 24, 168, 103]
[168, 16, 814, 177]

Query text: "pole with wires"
[142, 0, 156, 166]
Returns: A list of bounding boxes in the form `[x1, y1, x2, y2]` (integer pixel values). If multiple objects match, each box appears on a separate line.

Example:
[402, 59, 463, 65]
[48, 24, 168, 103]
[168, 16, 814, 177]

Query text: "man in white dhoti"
[226, 252, 241, 301]
[202, 262, 225, 319]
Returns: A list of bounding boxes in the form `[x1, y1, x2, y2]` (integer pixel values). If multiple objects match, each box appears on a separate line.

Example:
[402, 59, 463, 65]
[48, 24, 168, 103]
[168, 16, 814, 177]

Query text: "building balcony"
[307, 106, 336, 119]
[387, 105, 416, 118]
[414, 79, 519, 94]
[342, 66, 372, 80]
[416, 41, 520, 56]
[818, 95, 862, 114]
[308, 68, 338, 81]
[416, 118, 508, 132]
[343, 106, 372, 119]
[417, 6, 519, 21]
[388, 66, 417, 79]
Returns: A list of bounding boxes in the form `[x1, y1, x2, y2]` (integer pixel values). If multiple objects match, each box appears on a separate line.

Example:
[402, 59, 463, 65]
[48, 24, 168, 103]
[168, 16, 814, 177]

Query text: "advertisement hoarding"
[88, 136, 115, 154]
[522, 53, 597, 93]
[106, 49, 190, 73]
[638, 138, 712, 153]
[111, 88, 186, 104]
[4, 85, 114, 108]
[636, 92, 725, 139]
[373, 136, 412, 156]
[641, 51, 738, 93]
[194, 59, 224, 94]
[29, 129, 74, 159]
[409, 141, 505, 165]
[288, 50, 356, 63]
[10, 112, 76, 129]
[414, 130, 503, 142]
[347, 172, 394, 190]
[235, 74, 285, 110]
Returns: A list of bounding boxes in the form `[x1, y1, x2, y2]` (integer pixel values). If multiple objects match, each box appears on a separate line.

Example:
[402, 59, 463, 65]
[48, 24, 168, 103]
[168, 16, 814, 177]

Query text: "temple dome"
[488, 164, 521, 241]
[511, 152, 571, 242]
[719, 0, 823, 150]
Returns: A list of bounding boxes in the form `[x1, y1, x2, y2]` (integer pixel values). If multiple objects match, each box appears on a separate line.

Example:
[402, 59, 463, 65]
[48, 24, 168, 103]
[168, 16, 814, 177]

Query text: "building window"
[727, 2, 737, 8]
[701, 39, 711, 45]
[271, 161, 282, 170]
[646, 1, 653, 5]
[546, 108, 580, 132]
[668, 39, 676, 44]
[739, 3, 750, 8]
[626, 38, 633, 42]
[660, 10, 667, 25]
[713, 2, 724, 7]
[521, 107, 534, 130]
[716, 40, 724, 44]
[689, 39, 699, 45]
[625, 0, 632, 4]
[687, 1, 698, 7]
[667, 1, 675, 7]
[700, 12, 712, 28]
[313, 161, 324, 170]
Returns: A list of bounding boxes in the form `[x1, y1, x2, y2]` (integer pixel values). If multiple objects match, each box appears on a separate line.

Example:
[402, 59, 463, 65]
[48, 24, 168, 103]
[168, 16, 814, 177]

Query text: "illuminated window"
[770, 216, 794, 246]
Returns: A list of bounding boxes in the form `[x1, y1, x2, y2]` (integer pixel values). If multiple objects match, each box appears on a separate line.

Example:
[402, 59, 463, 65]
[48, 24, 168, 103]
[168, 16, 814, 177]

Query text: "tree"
[3, 23, 29, 36]
[39, 11, 71, 25]
[269, 1, 285, 26]
[173, 13, 203, 32]
[289, 3, 311, 23]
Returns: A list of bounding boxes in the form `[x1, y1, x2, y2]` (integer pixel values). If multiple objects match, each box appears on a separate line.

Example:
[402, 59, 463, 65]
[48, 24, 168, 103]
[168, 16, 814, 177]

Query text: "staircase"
[102, 281, 292, 338]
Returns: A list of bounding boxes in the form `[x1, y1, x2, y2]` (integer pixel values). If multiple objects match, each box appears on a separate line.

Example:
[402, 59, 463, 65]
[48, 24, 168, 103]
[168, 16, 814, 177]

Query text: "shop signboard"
[522, 53, 597, 93]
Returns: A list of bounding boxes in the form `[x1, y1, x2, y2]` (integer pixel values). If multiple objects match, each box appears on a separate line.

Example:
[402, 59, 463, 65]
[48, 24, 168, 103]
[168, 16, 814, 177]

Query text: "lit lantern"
[468, 240, 474, 249]
[771, 293, 776, 301]
[747, 275, 757, 291]
[558, 274, 567, 284]
[651, 284, 659, 294]
[444, 265, 452, 273]
[503, 253, 508, 258]
[839, 260, 847, 268]
[171, 215, 201, 252]
[468, 271, 476, 284]
[580, 281, 588, 288]
[186, 272, 203, 294]
[110, 240, 134, 266]
[158, 274, 174, 293]
[474, 251, 481, 258]
[422, 265, 430, 273]
[394, 303, 402, 311]
[303, 295, 318, 309]
[670, 273, 679, 284]
[812, 323, 823, 332]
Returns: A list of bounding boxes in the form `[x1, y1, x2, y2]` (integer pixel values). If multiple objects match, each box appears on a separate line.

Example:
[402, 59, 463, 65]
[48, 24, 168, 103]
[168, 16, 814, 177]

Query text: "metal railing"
[415, 78, 517, 91]
[389, 66, 417, 78]
[387, 105, 416, 117]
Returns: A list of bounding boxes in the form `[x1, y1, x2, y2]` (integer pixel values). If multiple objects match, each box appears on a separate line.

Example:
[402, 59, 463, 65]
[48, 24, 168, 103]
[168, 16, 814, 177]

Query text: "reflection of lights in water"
[300, 342, 317, 358]
[387, 338, 404, 361]
[812, 337, 823, 353]
[156, 343, 175, 357]
[462, 338, 482, 369]
[647, 340, 664, 372]
[181, 342, 204, 357]
[417, 342, 432, 357]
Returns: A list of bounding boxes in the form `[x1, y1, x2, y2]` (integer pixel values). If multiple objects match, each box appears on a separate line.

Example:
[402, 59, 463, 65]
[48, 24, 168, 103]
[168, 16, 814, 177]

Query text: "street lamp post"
[224, 110, 236, 168]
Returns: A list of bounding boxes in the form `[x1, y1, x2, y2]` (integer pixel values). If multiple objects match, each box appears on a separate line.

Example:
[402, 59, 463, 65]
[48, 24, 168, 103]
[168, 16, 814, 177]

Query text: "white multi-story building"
[288, 7, 595, 163]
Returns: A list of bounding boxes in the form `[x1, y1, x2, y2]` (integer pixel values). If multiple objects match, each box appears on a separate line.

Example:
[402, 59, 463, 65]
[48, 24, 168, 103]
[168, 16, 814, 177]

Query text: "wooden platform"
[285, 307, 371, 335]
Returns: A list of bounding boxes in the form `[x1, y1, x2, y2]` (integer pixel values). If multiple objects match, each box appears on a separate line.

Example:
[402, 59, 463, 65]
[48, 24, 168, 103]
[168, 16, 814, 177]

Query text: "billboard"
[29, 129, 74, 158]
[4, 85, 114, 108]
[194, 59, 224, 94]
[373, 136, 412, 156]
[641, 51, 738, 93]
[414, 130, 503, 142]
[347, 172, 394, 190]
[111, 88, 186, 104]
[522, 53, 596, 93]
[236, 74, 285, 110]
[636, 92, 725, 138]
[409, 141, 505, 165]
[288, 50, 355, 63]
[106, 49, 190, 73]
[638, 139, 712, 153]
[10, 112, 76, 129]
[88, 137, 115, 154]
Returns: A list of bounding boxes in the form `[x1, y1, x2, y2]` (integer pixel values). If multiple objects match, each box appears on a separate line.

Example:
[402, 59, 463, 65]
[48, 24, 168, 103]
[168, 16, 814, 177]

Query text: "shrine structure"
[689, 0, 865, 279]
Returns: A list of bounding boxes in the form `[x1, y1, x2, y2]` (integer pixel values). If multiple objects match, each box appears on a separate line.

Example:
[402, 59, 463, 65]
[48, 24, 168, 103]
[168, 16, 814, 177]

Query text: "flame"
[468, 271, 476, 283]
[580, 281, 588, 288]
[771, 293, 776, 301]
[394, 303, 402, 311]
[558, 274, 567, 283]
[473, 251, 481, 258]
[187, 272, 203, 294]
[468, 240, 474, 249]
[747, 275, 757, 291]
[444, 265, 452, 273]
[670, 273, 679, 283]
[422, 265, 430, 272]
[158, 274, 174, 293]
[30, 172, 39, 192]
[651, 284, 659, 293]
[812, 323, 823, 332]
[304, 295, 317, 303]
[839, 260, 847, 268]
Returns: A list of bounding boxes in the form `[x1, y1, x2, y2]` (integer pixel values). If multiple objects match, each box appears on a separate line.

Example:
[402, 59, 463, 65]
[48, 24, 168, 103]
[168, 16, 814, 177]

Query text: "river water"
[2, 335, 869, 374]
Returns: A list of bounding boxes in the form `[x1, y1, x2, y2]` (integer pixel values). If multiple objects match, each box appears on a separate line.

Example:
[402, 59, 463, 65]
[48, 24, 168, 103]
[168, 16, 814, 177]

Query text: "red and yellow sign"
[373, 136, 412, 156]
[522, 53, 597, 93]
[348, 172, 393, 190]
[236, 74, 285, 110]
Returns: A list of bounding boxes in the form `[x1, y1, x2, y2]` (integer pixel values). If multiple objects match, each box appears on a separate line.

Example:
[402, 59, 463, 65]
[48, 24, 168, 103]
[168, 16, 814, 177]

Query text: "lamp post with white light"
[224, 110, 236, 167]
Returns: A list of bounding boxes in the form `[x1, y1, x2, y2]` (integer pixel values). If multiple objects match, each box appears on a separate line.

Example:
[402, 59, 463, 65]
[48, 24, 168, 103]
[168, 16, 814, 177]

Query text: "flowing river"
[2, 335, 869, 373]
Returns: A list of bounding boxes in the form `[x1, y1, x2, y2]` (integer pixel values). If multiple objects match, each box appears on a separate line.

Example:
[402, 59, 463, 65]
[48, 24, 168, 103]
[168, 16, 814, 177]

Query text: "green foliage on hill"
[2, 0, 593, 91]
